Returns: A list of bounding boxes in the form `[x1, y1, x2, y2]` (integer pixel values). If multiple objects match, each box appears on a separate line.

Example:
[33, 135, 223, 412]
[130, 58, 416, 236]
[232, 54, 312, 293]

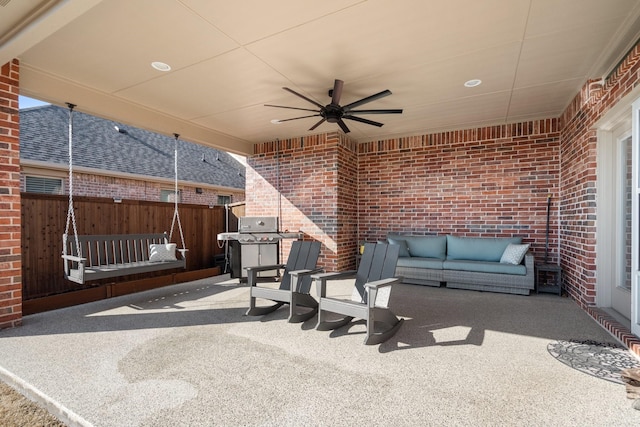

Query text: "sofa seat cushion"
[446, 235, 522, 262]
[443, 259, 527, 275]
[397, 257, 444, 270]
[388, 234, 447, 259]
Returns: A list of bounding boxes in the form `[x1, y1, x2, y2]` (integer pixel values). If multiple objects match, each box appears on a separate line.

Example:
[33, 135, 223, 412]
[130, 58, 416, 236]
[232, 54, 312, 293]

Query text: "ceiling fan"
[265, 79, 403, 133]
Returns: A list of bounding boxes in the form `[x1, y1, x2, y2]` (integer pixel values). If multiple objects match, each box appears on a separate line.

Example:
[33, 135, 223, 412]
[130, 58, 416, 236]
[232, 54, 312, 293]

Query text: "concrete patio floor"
[1, 274, 640, 426]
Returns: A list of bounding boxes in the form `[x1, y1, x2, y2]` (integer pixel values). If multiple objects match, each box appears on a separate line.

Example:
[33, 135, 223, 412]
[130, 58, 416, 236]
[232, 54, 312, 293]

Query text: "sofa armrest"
[524, 252, 534, 273]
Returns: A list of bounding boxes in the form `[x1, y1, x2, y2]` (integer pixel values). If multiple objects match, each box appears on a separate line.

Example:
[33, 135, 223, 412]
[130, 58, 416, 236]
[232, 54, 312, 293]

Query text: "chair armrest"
[365, 277, 402, 308]
[61, 255, 87, 263]
[290, 268, 324, 293]
[311, 270, 357, 281]
[244, 264, 285, 273]
[313, 270, 357, 298]
[289, 268, 324, 277]
[364, 277, 402, 290]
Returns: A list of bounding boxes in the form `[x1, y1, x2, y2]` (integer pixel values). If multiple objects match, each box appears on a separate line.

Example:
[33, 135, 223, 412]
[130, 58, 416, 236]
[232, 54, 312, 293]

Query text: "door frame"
[595, 85, 640, 336]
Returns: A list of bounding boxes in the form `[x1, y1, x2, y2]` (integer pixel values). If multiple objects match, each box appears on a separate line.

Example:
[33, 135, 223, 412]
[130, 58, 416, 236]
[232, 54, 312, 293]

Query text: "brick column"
[0, 59, 22, 329]
[247, 132, 358, 271]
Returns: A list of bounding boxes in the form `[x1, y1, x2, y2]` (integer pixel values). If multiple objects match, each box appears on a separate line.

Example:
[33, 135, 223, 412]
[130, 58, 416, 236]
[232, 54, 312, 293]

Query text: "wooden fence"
[21, 193, 240, 300]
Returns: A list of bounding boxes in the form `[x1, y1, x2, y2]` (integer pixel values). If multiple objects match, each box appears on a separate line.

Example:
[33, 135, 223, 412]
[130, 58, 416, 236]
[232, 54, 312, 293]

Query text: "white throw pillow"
[149, 243, 177, 262]
[500, 243, 530, 265]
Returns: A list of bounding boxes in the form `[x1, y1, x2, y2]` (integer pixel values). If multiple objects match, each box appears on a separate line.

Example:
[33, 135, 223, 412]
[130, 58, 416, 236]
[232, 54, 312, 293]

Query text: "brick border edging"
[586, 307, 640, 358]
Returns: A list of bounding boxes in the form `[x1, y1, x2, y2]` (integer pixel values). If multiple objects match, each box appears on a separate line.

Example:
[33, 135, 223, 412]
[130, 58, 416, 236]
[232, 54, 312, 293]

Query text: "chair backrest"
[352, 242, 400, 304]
[63, 233, 170, 265]
[279, 240, 322, 292]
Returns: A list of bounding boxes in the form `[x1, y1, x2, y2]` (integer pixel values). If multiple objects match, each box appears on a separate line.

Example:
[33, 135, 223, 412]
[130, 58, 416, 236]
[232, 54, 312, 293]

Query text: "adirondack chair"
[245, 240, 322, 323]
[313, 242, 403, 345]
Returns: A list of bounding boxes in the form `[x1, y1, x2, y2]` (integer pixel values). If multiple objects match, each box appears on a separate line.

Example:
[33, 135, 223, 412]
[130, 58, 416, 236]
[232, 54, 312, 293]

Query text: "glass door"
[631, 99, 640, 336]
[612, 133, 632, 319]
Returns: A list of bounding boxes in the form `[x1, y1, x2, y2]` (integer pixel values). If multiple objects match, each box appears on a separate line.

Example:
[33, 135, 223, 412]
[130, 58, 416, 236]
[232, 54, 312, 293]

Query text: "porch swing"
[61, 103, 187, 284]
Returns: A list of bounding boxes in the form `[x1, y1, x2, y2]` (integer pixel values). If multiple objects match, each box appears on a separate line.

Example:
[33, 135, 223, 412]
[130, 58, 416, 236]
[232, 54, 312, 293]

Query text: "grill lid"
[239, 217, 278, 233]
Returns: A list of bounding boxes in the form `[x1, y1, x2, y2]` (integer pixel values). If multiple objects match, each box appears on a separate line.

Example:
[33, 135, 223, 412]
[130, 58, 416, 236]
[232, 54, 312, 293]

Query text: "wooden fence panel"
[21, 193, 226, 300]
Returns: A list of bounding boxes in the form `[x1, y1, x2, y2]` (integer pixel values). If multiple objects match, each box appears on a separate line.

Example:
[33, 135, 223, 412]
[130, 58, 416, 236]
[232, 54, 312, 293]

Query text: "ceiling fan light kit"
[265, 79, 403, 133]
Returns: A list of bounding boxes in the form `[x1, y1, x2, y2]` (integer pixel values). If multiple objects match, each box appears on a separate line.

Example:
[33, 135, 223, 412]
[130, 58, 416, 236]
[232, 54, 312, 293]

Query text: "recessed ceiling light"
[464, 79, 482, 88]
[151, 61, 171, 72]
[270, 119, 282, 124]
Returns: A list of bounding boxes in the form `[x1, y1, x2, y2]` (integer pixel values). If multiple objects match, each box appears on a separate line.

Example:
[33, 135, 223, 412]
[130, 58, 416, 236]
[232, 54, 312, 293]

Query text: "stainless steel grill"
[217, 216, 302, 279]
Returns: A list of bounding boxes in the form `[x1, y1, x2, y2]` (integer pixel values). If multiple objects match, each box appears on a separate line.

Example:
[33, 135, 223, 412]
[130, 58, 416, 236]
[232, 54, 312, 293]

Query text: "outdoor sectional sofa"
[387, 234, 534, 295]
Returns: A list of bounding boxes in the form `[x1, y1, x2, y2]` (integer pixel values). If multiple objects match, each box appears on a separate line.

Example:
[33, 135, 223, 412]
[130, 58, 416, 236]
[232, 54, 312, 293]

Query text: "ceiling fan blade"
[342, 89, 392, 111]
[264, 104, 320, 113]
[276, 114, 321, 123]
[309, 118, 326, 130]
[348, 109, 403, 114]
[343, 115, 384, 127]
[331, 79, 344, 105]
[337, 119, 351, 133]
[283, 87, 324, 109]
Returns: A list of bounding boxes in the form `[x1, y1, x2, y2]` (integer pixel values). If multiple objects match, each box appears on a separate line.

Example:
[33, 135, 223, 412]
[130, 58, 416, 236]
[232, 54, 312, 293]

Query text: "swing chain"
[65, 103, 81, 257]
[170, 133, 186, 250]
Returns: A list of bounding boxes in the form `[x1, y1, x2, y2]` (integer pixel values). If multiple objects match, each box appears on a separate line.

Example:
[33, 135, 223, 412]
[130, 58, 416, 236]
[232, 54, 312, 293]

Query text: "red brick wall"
[247, 132, 358, 271]
[19, 171, 245, 206]
[248, 123, 560, 270]
[560, 42, 640, 308]
[0, 59, 22, 329]
[357, 121, 561, 263]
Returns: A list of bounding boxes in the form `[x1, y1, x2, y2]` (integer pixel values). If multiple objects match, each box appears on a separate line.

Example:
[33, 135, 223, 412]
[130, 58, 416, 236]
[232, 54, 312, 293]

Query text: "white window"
[160, 189, 181, 203]
[217, 195, 231, 205]
[25, 176, 63, 194]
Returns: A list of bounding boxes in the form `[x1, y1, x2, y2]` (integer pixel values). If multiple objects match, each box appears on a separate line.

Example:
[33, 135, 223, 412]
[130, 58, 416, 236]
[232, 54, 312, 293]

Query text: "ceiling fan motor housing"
[264, 79, 402, 133]
[323, 104, 343, 123]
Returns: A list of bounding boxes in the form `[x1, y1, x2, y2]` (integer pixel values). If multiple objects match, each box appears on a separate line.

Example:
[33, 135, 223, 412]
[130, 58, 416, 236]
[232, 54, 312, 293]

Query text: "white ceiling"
[2, 0, 640, 155]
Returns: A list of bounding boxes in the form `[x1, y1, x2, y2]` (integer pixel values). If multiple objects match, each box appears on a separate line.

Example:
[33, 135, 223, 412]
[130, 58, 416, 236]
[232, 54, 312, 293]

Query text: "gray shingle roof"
[20, 105, 245, 190]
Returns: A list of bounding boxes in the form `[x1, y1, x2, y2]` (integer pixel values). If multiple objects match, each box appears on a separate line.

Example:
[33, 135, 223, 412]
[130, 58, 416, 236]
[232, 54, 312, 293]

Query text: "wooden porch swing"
[61, 103, 187, 284]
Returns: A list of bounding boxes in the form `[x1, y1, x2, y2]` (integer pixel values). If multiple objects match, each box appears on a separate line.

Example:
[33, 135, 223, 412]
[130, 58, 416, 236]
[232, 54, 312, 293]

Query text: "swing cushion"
[149, 243, 178, 262]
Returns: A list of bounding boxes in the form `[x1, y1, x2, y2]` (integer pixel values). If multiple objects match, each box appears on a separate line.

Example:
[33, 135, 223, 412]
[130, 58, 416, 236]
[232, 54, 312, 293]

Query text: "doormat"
[547, 339, 640, 384]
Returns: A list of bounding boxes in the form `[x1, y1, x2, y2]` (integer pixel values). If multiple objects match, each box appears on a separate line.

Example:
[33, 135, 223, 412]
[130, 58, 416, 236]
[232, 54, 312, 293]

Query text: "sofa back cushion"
[446, 235, 522, 262]
[386, 237, 411, 257]
[387, 235, 447, 259]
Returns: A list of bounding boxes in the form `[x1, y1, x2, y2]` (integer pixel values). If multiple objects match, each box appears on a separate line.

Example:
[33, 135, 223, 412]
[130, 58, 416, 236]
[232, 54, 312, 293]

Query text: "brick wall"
[0, 59, 22, 329]
[19, 171, 244, 206]
[357, 121, 561, 264]
[559, 42, 640, 308]
[248, 123, 560, 271]
[248, 132, 357, 270]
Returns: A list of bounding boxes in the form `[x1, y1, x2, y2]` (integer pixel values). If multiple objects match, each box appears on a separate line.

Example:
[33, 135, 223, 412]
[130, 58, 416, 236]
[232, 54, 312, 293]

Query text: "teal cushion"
[387, 237, 411, 257]
[397, 257, 444, 269]
[443, 259, 527, 275]
[446, 235, 522, 262]
[388, 235, 446, 259]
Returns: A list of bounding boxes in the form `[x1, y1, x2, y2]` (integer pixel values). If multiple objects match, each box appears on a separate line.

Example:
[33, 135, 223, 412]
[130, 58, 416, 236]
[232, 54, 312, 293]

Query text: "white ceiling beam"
[0, 0, 103, 66]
